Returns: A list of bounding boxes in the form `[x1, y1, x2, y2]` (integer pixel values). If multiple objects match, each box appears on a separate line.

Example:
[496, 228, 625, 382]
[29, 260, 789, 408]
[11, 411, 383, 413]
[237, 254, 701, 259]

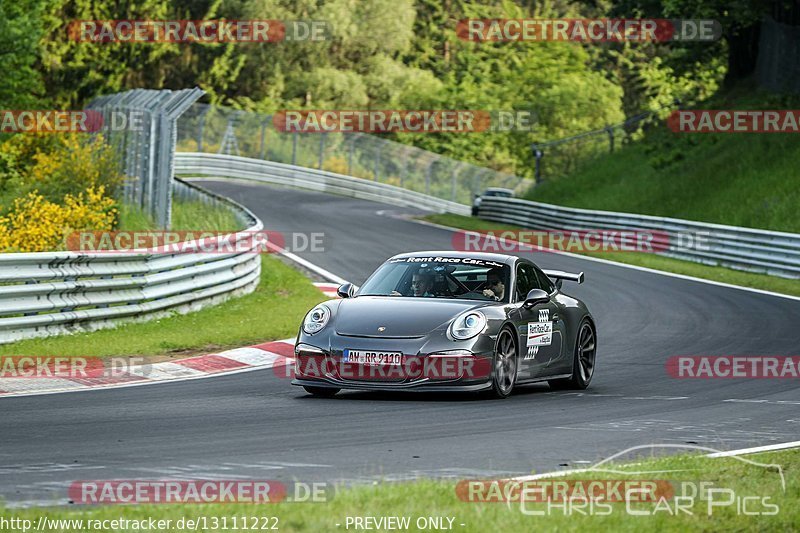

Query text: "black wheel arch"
[497, 320, 520, 356]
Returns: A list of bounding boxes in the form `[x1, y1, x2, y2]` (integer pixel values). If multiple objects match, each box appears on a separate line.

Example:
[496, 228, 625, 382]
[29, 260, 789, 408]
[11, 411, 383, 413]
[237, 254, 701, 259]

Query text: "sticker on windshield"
[388, 256, 504, 268]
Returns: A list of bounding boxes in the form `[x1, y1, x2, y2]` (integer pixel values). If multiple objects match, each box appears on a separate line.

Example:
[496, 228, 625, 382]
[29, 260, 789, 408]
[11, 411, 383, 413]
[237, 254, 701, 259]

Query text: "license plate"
[343, 349, 404, 366]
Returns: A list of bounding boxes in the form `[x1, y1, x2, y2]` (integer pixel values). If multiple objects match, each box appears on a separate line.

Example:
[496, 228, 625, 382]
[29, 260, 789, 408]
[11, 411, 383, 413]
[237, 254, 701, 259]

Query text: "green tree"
[0, 0, 45, 108]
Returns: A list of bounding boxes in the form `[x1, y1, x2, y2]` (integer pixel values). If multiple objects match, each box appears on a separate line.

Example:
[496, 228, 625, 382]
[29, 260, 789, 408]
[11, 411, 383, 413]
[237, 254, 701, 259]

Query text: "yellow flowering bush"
[27, 134, 122, 199]
[322, 156, 349, 175]
[0, 186, 118, 252]
[0, 133, 123, 252]
[62, 186, 118, 231]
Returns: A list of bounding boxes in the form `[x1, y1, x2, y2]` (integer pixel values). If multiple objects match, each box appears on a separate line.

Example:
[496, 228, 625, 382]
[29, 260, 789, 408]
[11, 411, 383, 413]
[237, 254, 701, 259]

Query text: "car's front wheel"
[490, 328, 518, 398]
[303, 386, 340, 397]
[549, 319, 596, 390]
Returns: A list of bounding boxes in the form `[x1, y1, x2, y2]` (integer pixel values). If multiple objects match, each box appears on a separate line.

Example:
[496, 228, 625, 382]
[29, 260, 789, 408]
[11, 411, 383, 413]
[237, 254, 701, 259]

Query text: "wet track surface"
[1, 179, 798, 506]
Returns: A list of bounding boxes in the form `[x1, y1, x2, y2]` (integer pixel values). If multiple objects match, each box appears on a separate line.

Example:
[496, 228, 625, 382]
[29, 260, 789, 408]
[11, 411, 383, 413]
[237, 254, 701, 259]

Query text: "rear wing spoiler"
[543, 269, 584, 285]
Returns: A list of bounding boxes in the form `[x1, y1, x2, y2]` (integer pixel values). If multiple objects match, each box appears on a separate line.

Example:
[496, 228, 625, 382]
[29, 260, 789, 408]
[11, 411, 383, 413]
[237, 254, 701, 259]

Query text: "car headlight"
[302, 305, 330, 334]
[449, 311, 487, 340]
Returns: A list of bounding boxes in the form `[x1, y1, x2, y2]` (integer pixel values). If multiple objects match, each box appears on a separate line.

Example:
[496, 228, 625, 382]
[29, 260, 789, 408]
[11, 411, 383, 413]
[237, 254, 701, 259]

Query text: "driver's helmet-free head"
[486, 268, 504, 288]
[411, 269, 434, 295]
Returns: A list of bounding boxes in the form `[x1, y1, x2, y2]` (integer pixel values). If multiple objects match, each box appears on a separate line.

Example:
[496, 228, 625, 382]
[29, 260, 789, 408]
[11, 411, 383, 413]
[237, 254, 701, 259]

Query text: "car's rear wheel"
[490, 328, 518, 398]
[303, 386, 340, 397]
[549, 319, 596, 390]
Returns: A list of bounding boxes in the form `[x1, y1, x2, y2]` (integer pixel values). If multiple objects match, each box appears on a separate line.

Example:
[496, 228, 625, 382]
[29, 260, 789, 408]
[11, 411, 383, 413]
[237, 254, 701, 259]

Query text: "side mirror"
[523, 288, 549, 308]
[555, 279, 563, 290]
[336, 282, 355, 299]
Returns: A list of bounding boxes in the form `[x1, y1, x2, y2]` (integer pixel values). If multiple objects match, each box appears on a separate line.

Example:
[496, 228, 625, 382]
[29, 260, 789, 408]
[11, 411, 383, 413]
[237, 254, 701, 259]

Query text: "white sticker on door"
[527, 321, 553, 347]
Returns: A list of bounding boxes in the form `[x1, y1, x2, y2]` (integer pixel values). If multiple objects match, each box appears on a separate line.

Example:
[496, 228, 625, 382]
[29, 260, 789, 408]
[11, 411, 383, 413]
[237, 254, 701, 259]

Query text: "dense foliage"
[0, 0, 775, 178]
[0, 134, 121, 251]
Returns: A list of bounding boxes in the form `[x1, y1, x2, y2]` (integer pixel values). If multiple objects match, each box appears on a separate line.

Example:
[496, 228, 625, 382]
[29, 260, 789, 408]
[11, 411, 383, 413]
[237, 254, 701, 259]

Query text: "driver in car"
[482, 269, 506, 301]
[391, 271, 435, 297]
[410, 272, 435, 297]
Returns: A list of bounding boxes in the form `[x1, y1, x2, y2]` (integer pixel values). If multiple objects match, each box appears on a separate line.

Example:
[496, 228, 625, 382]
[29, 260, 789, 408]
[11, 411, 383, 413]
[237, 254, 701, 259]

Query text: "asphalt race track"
[1, 179, 799, 507]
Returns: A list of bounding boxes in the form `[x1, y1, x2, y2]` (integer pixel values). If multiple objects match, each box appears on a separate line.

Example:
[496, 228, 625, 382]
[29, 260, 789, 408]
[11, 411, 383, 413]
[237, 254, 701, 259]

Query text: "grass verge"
[2, 449, 796, 532]
[422, 214, 800, 297]
[0, 256, 323, 358]
[118, 200, 241, 232]
[524, 86, 800, 234]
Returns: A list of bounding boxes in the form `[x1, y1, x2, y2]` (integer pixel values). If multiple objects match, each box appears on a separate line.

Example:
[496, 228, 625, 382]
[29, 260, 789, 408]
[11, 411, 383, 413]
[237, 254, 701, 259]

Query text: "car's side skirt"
[515, 373, 571, 385]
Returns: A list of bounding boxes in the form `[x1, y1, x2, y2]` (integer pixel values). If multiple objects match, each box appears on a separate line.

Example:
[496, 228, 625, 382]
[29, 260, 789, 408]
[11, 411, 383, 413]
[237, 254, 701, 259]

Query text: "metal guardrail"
[0, 180, 262, 344]
[7, 121, 792, 344]
[176, 104, 533, 204]
[477, 196, 800, 279]
[174, 152, 472, 216]
[174, 151, 800, 279]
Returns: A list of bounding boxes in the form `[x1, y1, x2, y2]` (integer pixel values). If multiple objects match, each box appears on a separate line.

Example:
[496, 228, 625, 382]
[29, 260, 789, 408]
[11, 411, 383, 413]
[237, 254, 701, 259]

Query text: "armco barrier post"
[532, 144, 542, 184]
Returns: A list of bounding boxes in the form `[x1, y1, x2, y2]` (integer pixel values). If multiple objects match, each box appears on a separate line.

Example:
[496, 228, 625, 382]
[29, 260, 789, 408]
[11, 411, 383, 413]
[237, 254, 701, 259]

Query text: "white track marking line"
[707, 440, 800, 457]
[410, 217, 800, 303]
[723, 399, 800, 405]
[263, 240, 347, 285]
[282, 249, 347, 285]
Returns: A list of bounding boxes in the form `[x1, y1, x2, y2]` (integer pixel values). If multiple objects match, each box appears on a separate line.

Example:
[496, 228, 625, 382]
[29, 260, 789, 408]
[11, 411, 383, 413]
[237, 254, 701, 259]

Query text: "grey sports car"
[292, 251, 596, 398]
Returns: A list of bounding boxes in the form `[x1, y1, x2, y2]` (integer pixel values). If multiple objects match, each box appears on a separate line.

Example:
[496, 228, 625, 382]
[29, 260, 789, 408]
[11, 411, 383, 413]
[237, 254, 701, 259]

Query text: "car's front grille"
[330, 362, 409, 383]
[335, 332, 426, 340]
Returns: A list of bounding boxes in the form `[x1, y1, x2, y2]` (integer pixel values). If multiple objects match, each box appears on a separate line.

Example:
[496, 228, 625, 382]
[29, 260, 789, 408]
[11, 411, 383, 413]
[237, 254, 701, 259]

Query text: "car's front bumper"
[290, 336, 495, 392]
[292, 377, 493, 393]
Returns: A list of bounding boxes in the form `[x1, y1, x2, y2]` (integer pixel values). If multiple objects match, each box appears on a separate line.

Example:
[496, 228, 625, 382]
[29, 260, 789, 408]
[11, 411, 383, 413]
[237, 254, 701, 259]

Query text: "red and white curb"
[0, 278, 344, 398]
[0, 339, 297, 398]
[314, 282, 341, 299]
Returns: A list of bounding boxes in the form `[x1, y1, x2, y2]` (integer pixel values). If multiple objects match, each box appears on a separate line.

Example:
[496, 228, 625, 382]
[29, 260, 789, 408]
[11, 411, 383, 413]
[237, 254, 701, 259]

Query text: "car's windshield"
[358, 256, 511, 302]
